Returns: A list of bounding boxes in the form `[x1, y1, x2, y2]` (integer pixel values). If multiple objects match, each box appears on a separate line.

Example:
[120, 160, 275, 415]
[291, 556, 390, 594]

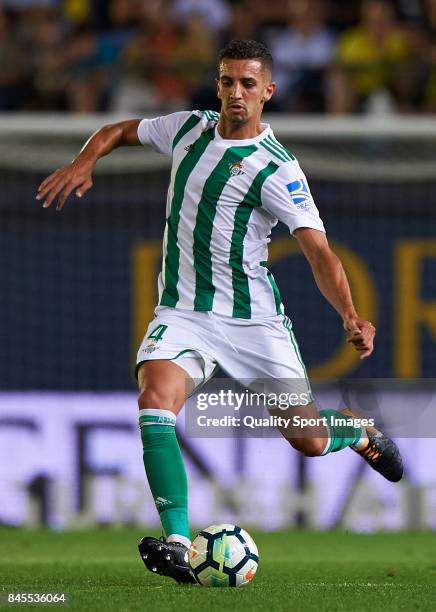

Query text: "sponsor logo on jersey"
[228, 160, 245, 177]
[287, 178, 312, 209]
[184, 143, 195, 152]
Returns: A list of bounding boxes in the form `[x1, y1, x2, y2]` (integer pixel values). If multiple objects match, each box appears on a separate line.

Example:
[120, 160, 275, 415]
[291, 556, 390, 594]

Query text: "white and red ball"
[188, 524, 259, 587]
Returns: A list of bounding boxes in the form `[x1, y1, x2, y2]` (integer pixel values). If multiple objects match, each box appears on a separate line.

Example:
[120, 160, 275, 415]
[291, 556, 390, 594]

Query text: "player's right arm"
[37, 119, 141, 211]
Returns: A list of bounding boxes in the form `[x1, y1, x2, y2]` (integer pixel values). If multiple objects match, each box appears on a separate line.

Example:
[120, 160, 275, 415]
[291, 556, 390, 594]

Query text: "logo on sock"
[155, 496, 172, 508]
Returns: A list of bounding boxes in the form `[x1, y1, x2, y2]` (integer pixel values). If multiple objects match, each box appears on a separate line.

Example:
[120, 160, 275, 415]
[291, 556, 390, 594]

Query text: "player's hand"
[36, 156, 95, 211]
[343, 318, 376, 359]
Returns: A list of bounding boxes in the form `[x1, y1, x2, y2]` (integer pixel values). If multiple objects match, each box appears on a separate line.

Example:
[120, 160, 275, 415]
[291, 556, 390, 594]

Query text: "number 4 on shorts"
[147, 324, 168, 341]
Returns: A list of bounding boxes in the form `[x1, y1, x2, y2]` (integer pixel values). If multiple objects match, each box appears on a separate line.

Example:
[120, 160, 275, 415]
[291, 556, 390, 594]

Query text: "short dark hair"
[217, 39, 273, 75]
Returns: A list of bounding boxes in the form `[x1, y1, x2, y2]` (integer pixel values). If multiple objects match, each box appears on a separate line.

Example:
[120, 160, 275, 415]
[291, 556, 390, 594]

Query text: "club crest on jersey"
[228, 160, 245, 177]
[184, 143, 195, 152]
[143, 341, 158, 354]
[287, 178, 312, 209]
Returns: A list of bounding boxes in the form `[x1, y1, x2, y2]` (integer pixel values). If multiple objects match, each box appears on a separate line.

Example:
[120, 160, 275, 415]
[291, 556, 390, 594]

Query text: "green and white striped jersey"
[138, 110, 325, 319]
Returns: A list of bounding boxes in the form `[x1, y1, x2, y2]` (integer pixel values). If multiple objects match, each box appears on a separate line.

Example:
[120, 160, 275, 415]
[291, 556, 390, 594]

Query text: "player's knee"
[138, 386, 180, 413]
[290, 437, 326, 457]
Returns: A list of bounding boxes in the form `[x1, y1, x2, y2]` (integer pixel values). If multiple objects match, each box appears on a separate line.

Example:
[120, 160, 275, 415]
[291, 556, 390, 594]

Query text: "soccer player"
[37, 40, 403, 584]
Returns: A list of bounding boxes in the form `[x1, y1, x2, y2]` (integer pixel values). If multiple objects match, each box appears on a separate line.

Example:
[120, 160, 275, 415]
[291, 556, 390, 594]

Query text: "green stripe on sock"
[139, 414, 175, 429]
[320, 409, 362, 454]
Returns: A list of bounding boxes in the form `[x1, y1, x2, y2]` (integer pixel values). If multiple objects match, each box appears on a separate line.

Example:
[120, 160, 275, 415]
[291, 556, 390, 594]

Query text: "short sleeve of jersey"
[137, 111, 193, 156]
[261, 161, 325, 235]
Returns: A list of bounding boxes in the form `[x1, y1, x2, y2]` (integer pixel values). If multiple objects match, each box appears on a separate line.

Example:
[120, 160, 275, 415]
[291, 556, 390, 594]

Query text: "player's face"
[217, 59, 275, 126]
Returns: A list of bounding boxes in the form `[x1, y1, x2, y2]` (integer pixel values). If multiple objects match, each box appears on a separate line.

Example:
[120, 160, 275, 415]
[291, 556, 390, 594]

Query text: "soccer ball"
[188, 524, 259, 587]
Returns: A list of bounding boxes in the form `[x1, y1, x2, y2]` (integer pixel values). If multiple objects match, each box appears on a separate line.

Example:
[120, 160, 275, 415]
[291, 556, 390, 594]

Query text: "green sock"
[319, 409, 363, 454]
[139, 409, 190, 540]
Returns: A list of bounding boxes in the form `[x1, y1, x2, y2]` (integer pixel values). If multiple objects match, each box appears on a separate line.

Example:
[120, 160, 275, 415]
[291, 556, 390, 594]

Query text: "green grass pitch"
[1, 528, 436, 611]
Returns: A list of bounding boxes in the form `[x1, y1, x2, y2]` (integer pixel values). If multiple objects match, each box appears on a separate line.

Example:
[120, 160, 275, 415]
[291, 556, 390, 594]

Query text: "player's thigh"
[137, 359, 194, 415]
[218, 314, 311, 399]
[136, 308, 217, 414]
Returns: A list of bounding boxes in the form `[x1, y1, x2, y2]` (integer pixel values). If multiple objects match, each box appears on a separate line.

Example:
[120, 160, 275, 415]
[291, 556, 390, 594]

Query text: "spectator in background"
[27, 9, 69, 110]
[172, 0, 231, 34]
[0, 10, 30, 110]
[112, 0, 185, 112]
[266, 0, 336, 112]
[172, 13, 216, 95]
[327, 0, 361, 32]
[220, 0, 261, 45]
[63, 0, 90, 25]
[107, 0, 142, 30]
[65, 25, 109, 112]
[23, 1, 135, 113]
[423, 0, 436, 111]
[244, 0, 289, 29]
[1, 0, 434, 114]
[328, 0, 415, 114]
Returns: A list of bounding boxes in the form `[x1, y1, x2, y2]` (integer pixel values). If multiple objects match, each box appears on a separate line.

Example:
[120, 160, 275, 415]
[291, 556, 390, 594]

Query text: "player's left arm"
[294, 227, 376, 359]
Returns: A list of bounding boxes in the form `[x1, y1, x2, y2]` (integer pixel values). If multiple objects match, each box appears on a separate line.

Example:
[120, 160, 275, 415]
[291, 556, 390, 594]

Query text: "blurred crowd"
[1, 0, 436, 114]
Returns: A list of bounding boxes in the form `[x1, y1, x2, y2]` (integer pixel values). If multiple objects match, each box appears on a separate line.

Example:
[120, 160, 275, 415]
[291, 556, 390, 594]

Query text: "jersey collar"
[214, 123, 271, 145]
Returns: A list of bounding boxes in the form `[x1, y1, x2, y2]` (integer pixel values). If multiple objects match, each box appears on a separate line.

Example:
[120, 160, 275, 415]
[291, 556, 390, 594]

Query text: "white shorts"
[136, 306, 312, 399]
